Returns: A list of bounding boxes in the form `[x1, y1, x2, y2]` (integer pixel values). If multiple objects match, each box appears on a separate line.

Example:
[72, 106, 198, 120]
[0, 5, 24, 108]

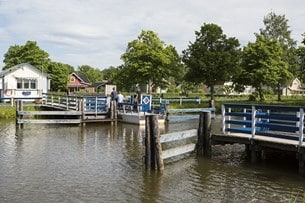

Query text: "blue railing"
[42, 94, 108, 113]
[222, 104, 305, 145]
[83, 96, 108, 112]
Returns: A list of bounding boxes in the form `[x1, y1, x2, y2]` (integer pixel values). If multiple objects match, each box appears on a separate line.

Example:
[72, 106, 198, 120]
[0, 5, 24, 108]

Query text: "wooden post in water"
[80, 98, 85, 126]
[145, 115, 164, 171]
[145, 116, 151, 170]
[110, 100, 117, 125]
[297, 149, 305, 174]
[16, 100, 24, 129]
[197, 111, 211, 157]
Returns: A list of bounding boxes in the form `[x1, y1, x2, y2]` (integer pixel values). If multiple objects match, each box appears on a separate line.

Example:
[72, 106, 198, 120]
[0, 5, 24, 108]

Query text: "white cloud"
[0, 0, 304, 69]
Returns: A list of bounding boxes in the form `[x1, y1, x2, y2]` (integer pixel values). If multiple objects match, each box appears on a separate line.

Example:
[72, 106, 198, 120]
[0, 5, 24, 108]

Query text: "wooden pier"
[218, 103, 305, 173]
[16, 93, 116, 127]
[145, 104, 305, 174]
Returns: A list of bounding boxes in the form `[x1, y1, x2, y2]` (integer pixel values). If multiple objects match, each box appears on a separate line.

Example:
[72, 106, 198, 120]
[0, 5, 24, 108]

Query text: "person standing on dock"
[117, 91, 124, 104]
[111, 88, 118, 101]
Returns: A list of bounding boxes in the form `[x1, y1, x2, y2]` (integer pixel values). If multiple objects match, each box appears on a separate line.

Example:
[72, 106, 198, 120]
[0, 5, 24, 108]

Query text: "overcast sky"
[0, 0, 304, 69]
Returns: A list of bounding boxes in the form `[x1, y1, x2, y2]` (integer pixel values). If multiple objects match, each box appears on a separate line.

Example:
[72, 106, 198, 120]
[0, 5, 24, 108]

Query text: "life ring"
[5, 89, 12, 96]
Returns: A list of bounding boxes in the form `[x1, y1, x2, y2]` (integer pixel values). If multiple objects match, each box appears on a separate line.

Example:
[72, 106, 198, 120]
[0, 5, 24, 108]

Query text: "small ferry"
[117, 94, 167, 125]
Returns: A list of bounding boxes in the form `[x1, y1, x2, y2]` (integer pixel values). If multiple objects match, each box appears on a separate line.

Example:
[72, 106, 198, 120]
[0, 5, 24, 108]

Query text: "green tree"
[297, 33, 305, 83]
[3, 41, 51, 71]
[101, 66, 118, 82]
[47, 62, 72, 91]
[182, 23, 240, 100]
[78, 65, 103, 83]
[121, 30, 183, 93]
[259, 12, 296, 100]
[239, 35, 290, 101]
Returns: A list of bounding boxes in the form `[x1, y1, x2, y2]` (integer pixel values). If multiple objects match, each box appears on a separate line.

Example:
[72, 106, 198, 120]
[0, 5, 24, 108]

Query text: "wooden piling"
[297, 149, 305, 174]
[145, 115, 164, 171]
[16, 100, 24, 129]
[80, 98, 85, 126]
[145, 116, 151, 170]
[110, 100, 117, 125]
[197, 111, 211, 157]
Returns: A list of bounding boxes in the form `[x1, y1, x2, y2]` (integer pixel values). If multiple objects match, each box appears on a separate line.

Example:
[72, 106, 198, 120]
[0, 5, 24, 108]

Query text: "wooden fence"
[144, 112, 211, 171]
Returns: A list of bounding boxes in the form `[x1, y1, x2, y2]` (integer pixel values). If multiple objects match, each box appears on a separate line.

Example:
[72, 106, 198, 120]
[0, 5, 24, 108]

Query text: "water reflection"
[1, 120, 305, 202]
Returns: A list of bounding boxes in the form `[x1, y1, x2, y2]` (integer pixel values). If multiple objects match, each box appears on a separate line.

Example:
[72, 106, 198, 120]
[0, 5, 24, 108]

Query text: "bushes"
[0, 106, 16, 119]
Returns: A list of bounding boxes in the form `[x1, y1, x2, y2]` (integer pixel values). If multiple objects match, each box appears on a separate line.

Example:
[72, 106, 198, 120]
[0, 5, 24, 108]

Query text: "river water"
[1, 118, 305, 203]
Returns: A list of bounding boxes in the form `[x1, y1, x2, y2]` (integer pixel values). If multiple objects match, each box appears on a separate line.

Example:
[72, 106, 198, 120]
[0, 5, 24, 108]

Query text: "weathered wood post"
[110, 100, 117, 125]
[145, 115, 164, 171]
[16, 100, 24, 129]
[197, 111, 211, 157]
[298, 149, 305, 175]
[81, 97, 85, 126]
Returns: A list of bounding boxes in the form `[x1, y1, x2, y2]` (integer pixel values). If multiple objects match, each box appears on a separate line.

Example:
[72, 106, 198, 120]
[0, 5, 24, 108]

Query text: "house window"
[30, 80, 36, 89]
[16, 78, 37, 89]
[70, 76, 75, 82]
[17, 79, 22, 89]
[24, 79, 29, 89]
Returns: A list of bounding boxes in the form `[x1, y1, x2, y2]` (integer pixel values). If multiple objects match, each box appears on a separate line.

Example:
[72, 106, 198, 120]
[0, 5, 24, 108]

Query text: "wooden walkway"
[16, 93, 116, 127]
[214, 104, 305, 172]
[144, 104, 305, 173]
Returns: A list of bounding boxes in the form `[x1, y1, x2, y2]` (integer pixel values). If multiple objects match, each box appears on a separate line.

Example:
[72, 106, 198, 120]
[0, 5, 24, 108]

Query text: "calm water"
[1, 118, 305, 203]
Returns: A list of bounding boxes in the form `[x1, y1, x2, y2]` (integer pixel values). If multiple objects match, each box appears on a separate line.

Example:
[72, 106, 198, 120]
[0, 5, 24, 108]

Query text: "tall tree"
[3, 41, 51, 71]
[182, 23, 240, 100]
[47, 62, 72, 91]
[77, 65, 103, 83]
[121, 30, 183, 93]
[297, 33, 305, 83]
[239, 35, 290, 101]
[259, 12, 296, 100]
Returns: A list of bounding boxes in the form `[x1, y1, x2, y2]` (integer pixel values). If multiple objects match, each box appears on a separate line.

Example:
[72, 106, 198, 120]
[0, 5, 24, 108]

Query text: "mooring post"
[297, 148, 305, 175]
[249, 140, 262, 163]
[81, 98, 85, 126]
[145, 115, 164, 171]
[110, 100, 117, 125]
[16, 100, 23, 129]
[145, 116, 151, 170]
[197, 111, 211, 157]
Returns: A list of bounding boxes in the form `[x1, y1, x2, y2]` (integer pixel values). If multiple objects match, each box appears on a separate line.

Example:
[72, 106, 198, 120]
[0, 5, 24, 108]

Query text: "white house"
[0, 63, 50, 101]
[212, 81, 256, 95]
[282, 78, 305, 95]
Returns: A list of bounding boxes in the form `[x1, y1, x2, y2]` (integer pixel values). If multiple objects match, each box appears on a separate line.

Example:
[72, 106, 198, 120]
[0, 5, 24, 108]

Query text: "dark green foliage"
[47, 62, 72, 91]
[238, 35, 291, 101]
[77, 65, 103, 83]
[182, 23, 241, 100]
[259, 12, 297, 101]
[121, 30, 184, 93]
[3, 41, 51, 71]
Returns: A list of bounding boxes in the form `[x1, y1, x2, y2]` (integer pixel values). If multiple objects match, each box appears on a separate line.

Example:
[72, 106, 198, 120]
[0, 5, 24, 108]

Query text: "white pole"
[298, 108, 304, 147]
[251, 105, 256, 138]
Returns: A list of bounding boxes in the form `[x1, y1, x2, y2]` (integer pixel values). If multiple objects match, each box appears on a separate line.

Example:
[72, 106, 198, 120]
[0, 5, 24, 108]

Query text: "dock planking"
[16, 93, 116, 127]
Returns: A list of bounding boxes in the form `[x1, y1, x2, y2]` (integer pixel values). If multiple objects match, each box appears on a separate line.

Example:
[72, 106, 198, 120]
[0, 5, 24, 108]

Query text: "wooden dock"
[144, 104, 305, 174]
[16, 93, 116, 127]
[217, 104, 305, 170]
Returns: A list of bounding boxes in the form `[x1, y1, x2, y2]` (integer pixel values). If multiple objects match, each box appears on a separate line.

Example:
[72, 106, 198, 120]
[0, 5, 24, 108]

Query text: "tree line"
[2, 12, 305, 101]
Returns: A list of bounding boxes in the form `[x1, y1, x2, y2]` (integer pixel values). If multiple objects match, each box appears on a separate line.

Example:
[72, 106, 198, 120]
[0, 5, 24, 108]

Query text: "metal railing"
[222, 104, 304, 146]
[42, 93, 108, 113]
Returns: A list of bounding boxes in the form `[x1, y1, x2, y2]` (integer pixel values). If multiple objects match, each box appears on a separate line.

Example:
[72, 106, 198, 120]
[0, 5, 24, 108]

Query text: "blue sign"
[141, 95, 151, 112]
